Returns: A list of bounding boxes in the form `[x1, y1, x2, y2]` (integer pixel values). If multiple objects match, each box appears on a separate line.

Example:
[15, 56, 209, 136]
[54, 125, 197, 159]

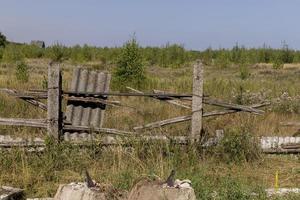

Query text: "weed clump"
[15, 61, 29, 82]
[215, 127, 261, 164]
[273, 59, 284, 69]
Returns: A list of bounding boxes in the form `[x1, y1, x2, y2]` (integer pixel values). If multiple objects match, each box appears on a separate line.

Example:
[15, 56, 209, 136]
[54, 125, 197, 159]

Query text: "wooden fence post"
[47, 64, 62, 141]
[191, 60, 203, 143]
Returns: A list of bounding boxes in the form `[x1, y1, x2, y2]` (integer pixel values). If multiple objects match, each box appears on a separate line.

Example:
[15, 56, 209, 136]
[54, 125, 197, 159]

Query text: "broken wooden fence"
[0, 61, 269, 147]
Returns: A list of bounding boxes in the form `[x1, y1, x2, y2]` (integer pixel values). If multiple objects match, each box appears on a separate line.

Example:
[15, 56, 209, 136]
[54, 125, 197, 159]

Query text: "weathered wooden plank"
[126, 87, 191, 109]
[133, 103, 269, 130]
[14, 93, 48, 99]
[191, 60, 203, 143]
[203, 98, 264, 114]
[134, 115, 191, 130]
[0, 88, 47, 110]
[47, 64, 62, 140]
[0, 118, 47, 128]
[202, 102, 269, 117]
[63, 125, 134, 136]
[22, 98, 47, 110]
[64, 91, 192, 98]
[152, 89, 191, 109]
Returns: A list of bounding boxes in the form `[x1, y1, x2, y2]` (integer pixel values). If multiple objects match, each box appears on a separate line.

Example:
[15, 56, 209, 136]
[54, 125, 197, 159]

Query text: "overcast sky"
[0, 0, 299, 50]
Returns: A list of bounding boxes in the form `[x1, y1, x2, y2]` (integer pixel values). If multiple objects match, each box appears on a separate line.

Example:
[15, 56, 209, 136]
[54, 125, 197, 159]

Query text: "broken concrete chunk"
[54, 182, 126, 200]
[128, 180, 196, 200]
[54, 183, 105, 200]
[266, 188, 300, 197]
[0, 186, 24, 200]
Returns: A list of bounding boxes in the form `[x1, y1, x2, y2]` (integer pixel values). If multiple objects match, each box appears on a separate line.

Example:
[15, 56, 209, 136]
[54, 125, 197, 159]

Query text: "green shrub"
[15, 61, 29, 82]
[215, 127, 261, 164]
[218, 177, 251, 200]
[46, 43, 69, 62]
[273, 59, 284, 69]
[113, 37, 145, 89]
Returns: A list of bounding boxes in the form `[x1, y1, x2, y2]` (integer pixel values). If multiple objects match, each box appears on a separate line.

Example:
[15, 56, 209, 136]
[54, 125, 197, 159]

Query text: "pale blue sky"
[0, 0, 299, 50]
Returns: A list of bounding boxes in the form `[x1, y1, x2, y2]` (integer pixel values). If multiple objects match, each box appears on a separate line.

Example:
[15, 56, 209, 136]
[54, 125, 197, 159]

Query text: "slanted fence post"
[191, 60, 203, 143]
[47, 64, 62, 141]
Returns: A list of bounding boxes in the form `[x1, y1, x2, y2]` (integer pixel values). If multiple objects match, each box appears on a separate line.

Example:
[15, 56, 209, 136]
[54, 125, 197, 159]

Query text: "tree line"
[1, 32, 299, 69]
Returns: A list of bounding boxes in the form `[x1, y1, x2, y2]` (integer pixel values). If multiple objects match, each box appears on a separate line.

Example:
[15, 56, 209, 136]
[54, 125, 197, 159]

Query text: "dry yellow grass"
[0, 59, 300, 199]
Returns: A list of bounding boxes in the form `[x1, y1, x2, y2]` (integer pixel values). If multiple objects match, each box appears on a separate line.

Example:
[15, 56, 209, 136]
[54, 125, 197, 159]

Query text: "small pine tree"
[114, 38, 145, 88]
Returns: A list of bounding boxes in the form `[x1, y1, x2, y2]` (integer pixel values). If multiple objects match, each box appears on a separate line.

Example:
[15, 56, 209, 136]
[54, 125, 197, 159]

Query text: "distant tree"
[0, 32, 7, 48]
[231, 43, 242, 63]
[114, 37, 145, 88]
[279, 41, 293, 63]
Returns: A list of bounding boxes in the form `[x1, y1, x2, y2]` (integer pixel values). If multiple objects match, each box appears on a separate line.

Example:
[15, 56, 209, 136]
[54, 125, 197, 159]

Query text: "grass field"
[0, 58, 300, 199]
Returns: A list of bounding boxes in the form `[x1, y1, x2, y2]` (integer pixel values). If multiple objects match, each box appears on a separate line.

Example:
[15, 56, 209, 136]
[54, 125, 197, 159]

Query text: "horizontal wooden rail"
[1, 88, 267, 115]
[66, 96, 121, 107]
[126, 87, 191, 109]
[0, 118, 47, 128]
[134, 103, 269, 130]
[63, 125, 135, 136]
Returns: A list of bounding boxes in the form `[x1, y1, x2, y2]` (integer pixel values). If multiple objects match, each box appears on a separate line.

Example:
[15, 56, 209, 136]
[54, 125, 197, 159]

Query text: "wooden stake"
[191, 60, 203, 143]
[47, 64, 62, 140]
